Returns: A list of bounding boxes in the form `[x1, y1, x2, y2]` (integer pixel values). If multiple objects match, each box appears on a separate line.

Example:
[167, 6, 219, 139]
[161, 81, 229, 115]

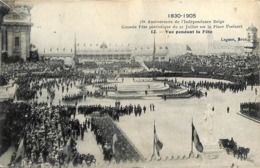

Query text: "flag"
[154, 123, 163, 156]
[192, 123, 203, 152]
[186, 45, 192, 51]
[15, 139, 25, 162]
[63, 137, 72, 162]
[112, 134, 118, 154]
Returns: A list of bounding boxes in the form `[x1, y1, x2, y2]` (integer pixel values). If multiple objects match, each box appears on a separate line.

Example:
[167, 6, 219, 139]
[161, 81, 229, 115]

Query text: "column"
[21, 31, 27, 60]
[0, 30, 2, 75]
[2, 28, 7, 51]
[7, 29, 13, 57]
[26, 26, 31, 60]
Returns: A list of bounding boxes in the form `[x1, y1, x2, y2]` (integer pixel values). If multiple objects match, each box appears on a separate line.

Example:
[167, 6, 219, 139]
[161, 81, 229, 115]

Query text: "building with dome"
[75, 42, 169, 63]
[42, 39, 169, 63]
[76, 42, 132, 63]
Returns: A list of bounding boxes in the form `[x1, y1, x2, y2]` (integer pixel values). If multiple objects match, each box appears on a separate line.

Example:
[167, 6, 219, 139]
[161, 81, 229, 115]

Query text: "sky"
[24, 0, 260, 54]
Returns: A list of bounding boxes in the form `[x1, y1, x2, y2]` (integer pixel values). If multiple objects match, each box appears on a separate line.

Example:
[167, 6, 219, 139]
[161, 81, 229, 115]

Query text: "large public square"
[1, 77, 259, 167]
[1, 1, 260, 167]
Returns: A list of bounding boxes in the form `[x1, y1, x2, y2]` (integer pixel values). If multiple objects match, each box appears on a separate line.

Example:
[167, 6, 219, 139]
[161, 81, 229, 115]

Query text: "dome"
[100, 42, 108, 49]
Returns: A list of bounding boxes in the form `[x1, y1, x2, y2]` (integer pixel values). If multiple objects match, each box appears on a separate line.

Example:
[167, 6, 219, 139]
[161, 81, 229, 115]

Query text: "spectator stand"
[91, 117, 145, 163]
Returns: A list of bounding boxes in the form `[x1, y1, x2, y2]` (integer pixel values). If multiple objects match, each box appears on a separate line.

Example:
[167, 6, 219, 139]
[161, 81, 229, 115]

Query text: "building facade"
[1, 2, 33, 60]
[76, 43, 132, 63]
[246, 24, 259, 55]
[75, 42, 169, 63]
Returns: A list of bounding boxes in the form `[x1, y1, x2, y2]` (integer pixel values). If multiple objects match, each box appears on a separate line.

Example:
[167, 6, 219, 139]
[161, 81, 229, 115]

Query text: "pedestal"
[200, 145, 224, 167]
[203, 145, 223, 160]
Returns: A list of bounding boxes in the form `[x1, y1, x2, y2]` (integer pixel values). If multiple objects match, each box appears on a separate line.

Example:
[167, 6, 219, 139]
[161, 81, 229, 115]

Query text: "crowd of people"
[99, 84, 117, 91]
[1, 102, 96, 167]
[12, 71, 109, 101]
[144, 55, 260, 84]
[1, 100, 151, 166]
[62, 93, 85, 102]
[16, 78, 37, 100]
[78, 102, 149, 122]
[100, 61, 141, 71]
[91, 117, 142, 163]
[1, 54, 259, 167]
[240, 102, 260, 120]
[183, 80, 248, 93]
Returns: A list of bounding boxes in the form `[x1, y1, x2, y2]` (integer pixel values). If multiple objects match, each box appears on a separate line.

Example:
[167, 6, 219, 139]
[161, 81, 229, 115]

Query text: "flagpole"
[153, 120, 155, 157]
[191, 117, 193, 153]
[189, 117, 194, 157]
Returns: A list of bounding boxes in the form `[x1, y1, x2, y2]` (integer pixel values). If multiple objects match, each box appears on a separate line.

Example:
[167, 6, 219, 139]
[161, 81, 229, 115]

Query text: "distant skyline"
[26, 0, 260, 55]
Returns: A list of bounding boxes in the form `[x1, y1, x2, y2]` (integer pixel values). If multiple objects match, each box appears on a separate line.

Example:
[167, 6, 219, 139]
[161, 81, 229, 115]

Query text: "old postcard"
[0, 0, 260, 167]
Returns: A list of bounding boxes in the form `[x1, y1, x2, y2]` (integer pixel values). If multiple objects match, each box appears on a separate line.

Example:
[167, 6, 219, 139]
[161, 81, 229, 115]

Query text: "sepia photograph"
[0, 0, 260, 167]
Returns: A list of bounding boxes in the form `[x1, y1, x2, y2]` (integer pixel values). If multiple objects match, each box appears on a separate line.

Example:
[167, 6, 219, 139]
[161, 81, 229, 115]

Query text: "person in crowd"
[143, 105, 146, 113]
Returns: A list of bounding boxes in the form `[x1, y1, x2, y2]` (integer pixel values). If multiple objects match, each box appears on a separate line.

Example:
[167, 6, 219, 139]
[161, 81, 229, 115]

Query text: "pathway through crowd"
[75, 115, 105, 164]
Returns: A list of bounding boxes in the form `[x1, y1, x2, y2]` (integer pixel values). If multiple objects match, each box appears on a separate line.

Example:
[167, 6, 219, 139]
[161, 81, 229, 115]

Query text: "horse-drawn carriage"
[218, 138, 250, 160]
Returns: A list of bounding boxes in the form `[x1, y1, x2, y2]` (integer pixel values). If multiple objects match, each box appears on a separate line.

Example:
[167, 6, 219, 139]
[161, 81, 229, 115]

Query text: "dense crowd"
[16, 78, 37, 100]
[91, 117, 142, 162]
[77, 62, 98, 69]
[181, 80, 248, 93]
[144, 55, 260, 84]
[13, 73, 107, 101]
[62, 93, 85, 101]
[1, 100, 151, 166]
[78, 103, 148, 121]
[2, 103, 96, 167]
[99, 84, 117, 91]
[240, 102, 260, 120]
[100, 61, 141, 71]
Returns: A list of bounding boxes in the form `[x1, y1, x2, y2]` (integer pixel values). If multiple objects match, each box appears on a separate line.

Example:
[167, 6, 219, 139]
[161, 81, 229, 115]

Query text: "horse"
[239, 147, 250, 160]
[234, 147, 250, 160]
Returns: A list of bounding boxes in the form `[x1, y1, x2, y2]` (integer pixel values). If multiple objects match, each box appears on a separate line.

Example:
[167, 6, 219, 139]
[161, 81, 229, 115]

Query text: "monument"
[201, 104, 223, 166]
